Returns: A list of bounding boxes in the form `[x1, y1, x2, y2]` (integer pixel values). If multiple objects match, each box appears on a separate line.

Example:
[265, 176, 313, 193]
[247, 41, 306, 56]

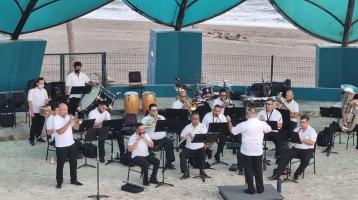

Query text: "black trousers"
[68, 97, 83, 118]
[275, 148, 313, 178]
[265, 131, 289, 159]
[29, 113, 45, 141]
[132, 155, 160, 184]
[86, 127, 110, 159]
[216, 132, 226, 155]
[153, 137, 175, 164]
[179, 147, 206, 173]
[56, 143, 78, 184]
[112, 130, 125, 155]
[240, 153, 264, 193]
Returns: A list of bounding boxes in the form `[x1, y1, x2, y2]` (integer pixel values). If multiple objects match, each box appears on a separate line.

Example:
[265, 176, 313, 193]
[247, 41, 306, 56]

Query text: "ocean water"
[83, 0, 294, 28]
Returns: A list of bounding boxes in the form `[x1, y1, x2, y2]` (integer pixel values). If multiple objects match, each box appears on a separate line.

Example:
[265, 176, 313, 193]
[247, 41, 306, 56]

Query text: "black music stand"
[86, 126, 110, 199]
[320, 107, 341, 156]
[166, 109, 190, 144]
[282, 131, 302, 183]
[153, 120, 175, 188]
[224, 107, 246, 125]
[78, 119, 96, 169]
[263, 121, 278, 171]
[103, 119, 124, 165]
[70, 85, 92, 95]
[207, 122, 229, 166]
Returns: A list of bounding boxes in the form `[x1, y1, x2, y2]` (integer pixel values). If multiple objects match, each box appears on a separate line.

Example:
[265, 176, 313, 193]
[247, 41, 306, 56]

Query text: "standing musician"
[257, 98, 283, 160]
[46, 104, 59, 142]
[179, 112, 209, 180]
[65, 61, 96, 118]
[229, 107, 272, 194]
[276, 90, 299, 131]
[51, 103, 82, 189]
[128, 123, 160, 186]
[28, 77, 49, 145]
[269, 115, 317, 181]
[141, 104, 175, 169]
[212, 88, 233, 113]
[87, 101, 111, 163]
[172, 89, 187, 109]
[202, 104, 230, 161]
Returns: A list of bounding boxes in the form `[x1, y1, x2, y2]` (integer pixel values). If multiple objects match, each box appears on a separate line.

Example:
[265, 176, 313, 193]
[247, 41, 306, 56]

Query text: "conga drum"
[142, 91, 156, 113]
[124, 91, 139, 114]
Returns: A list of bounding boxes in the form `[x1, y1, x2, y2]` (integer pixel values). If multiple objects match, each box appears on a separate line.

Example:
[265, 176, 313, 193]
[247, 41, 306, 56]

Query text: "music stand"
[263, 121, 278, 171]
[320, 107, 340, 156]
[102, 119, 124, 165]
[153, 120, 175, 188]
[165, 108, 190, 120]
[85, 127, 109, 199]
[207, 122, 229, 166]
[78, 119, 96, 169]
[224, 107, 246, 124]
[70, 85, 91, 95]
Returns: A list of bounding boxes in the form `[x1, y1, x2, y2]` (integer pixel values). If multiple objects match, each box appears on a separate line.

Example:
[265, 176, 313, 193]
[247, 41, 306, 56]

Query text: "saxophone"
[339, 84, 358, 132]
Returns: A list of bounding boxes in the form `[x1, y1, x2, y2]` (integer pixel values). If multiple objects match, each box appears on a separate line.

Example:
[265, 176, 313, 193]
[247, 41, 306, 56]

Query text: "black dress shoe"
[180, 172, 190, 180]
[257, 189, 264, 194]
[214, 153, 220, 161]
[56, 183, 62, 189]
[37, 138, 46, 142]
[29, 140, 35, 146]
[143, 181, 150, 186]
[268, 175, 279, 181]
[293, 175, 299, 181]
[207, 150, 213, 159]
[70, 181, 83, 186]
[165, 163, 176, 170]
[149, 178, 159, 184]
[99, 157, 105, 163]
[243, 189, 255, 194]
[238, 170, 244, 175]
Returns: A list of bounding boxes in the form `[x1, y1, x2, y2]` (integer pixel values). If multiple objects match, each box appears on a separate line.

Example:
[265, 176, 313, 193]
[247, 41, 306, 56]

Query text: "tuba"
[339, 84, 358, 132]
[274, 92, 294, 113]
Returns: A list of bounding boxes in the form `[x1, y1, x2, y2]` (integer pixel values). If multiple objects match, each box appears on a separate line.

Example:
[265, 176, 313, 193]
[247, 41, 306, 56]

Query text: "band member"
[276, 90, 299, 130]
[128, 123, 160, 186]
[87, 101, 111, 163]
[52, 103, 82, 189]
[202, 104, 230, 161]
[229, 107, 271, 194]
[212, 88, 233, 113]
[65, 61, 91, 117]
[46, 104, 58, 142]
[141, 104, 175, 169]
[269, 115, 317, 181]
[172, 89, 187, 109]
[257, 98, 283, 159]
[27, 77, 49, 145]
[179, 112, 209, 180]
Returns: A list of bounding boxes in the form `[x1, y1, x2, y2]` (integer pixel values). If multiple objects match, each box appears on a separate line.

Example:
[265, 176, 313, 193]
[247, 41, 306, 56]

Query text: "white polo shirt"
[88, 108, 111, 124]
[293, 126, 317, 150]
[232, 118, 272, 156]
[128, 133, 152, 158]
[180, 123, 207, 150]
[257, 109, 282, 132]
[65, 71, 90, 98]
[27, 87, 48, 113]
[287, 100, 299, 122]
[202, 112, 227, 130]
[172, 100, 184, 109]
[141, 115, 166, 140]
[212, 97, 225, 114]
[53, 115, 75, 148]
[46, 114, 56, 142]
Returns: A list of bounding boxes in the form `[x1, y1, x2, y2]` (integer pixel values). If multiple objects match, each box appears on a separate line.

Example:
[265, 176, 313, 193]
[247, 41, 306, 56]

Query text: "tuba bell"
[339, 84, 358, 132]
[274, 92, 294, 113]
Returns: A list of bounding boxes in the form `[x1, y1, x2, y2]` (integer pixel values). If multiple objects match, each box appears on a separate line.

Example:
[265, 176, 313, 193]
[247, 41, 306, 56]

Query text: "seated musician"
[269, 115, 317, 181]
[212, 88, 233, 113]
[275, 90, 299, 131]
[141, 104, 175, 169]
[128, 123, 160, 186]
[172, 89, 187, 109]
[179, 112, 209, 180]
[202, 105, 230, 161]
[257, 98, 283, 161]
[87, 101, 112, 163]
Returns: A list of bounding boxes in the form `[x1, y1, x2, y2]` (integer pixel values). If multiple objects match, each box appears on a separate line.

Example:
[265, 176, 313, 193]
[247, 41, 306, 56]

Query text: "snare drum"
[78, 84, 117, 114]
[124, 91, 139, 114]
[142, 91, 156, 113]
[40, 106, 51, 117]
[201, 86, 214, 97]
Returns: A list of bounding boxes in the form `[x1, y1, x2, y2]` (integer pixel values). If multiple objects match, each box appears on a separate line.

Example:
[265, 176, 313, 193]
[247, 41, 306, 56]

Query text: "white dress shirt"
[27, 87, 48, 113]
[257, 109, 282, 132]
[172, 99, 184, 109]
[293, 126, 317, 149]
[287, 100, 299, 122]
[141, 115, 166, 140]
[65, 71, 90, 98]
[128, 133, 152, 158]
[46, 114, 56, 142]
[53, 115, 75, 148]
[180, 123, 207, 150]
[202, 112, 227, 130]
[232, 118, 272, 156]
[88, 108, 111, 124]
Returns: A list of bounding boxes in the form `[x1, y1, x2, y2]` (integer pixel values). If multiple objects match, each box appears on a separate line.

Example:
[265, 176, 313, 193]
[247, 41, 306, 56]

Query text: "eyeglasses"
[151, 109, 158, 112]
[265, 103, 273, 105]
[300, 121, 307, 124]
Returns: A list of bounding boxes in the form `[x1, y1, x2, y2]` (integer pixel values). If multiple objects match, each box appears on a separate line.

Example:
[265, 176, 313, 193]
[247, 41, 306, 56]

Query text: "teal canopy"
[270, 0, 358, 45]
[123, 0, 246, 30]
[0, 0, 113, 39]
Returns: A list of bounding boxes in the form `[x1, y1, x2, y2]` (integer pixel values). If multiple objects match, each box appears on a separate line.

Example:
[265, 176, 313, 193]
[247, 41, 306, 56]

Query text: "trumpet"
[183, 97, 198, 113]
[68, 114, 83, 126]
